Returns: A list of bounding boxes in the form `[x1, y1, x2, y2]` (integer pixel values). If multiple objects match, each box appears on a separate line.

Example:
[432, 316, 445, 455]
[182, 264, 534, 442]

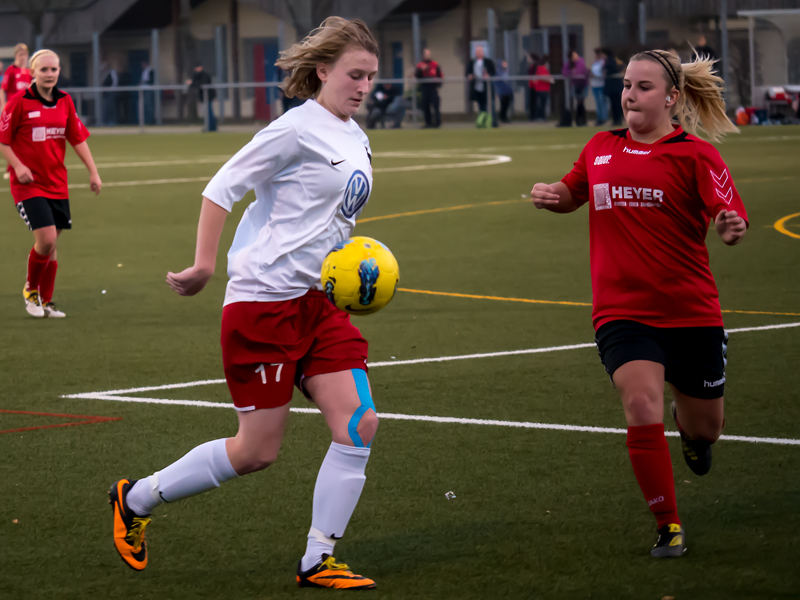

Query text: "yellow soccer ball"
[321, 236, 400, 316]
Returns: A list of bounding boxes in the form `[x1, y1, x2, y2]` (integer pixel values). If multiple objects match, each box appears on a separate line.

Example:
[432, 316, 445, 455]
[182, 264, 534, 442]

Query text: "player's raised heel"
[651, 523, 686, 558]
[109, 479, 152, 571]
[671, 401, 713, 476]
[297, 554, 376, 590]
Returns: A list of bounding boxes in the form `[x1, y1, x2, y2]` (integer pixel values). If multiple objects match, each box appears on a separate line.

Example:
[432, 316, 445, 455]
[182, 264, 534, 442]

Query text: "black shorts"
[16, 197, 72, 231]
[595, 319, 728, 399]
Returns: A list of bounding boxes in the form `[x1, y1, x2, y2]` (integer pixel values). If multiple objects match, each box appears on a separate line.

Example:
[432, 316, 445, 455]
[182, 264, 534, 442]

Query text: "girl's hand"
[715, 209, 747, 245]
[14, 164, 33, 184]
[531, 182, 561, 209]
[89, 173, 102, 195]
[167, 265, 213, 296]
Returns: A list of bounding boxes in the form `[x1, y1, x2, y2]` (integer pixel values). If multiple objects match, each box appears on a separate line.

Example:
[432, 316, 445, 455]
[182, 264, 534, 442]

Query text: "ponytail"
[631, 49, 738, 142]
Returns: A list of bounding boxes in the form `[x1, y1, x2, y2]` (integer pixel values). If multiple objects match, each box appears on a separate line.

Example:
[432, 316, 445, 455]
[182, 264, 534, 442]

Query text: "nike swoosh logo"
[344, 305, 373, 313]
[331, 159, 346, 166]
[117, 480, 128, 517]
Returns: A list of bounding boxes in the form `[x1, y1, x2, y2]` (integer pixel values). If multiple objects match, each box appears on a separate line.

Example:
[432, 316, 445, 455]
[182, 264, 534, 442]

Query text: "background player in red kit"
[0, 43, 31, 109]
[0, 49, 102, 318]
[530, 49, 747, 557]
[1, 44, 32, 181]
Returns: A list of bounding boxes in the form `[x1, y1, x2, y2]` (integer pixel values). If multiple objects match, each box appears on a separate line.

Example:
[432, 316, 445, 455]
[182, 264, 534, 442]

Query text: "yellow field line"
[359, 198, 526, 224]
[398, 288, 592, 307]
[774, 212, 800, 240]
[398, 288, 800, 316]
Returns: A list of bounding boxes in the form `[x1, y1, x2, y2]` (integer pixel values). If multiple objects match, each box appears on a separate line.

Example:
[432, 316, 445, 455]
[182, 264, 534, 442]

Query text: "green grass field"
[1, 124, 799, 599]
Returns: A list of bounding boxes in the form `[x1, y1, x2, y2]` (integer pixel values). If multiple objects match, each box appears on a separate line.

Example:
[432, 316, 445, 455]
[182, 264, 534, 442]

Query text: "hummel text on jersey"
[594, 154, 612, 165]
[623, 147, 650, 155]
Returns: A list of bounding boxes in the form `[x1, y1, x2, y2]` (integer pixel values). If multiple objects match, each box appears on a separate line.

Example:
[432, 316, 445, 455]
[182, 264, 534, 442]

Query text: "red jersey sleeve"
[694, 143, 748, 224]
[65, 94, 90, 146]
[0, 93, 22, 146]
[561, 144, 590, 207]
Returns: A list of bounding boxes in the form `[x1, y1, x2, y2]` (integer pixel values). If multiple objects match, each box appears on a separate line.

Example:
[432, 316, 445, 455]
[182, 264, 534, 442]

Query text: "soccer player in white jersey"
[109, 18, 380, 589]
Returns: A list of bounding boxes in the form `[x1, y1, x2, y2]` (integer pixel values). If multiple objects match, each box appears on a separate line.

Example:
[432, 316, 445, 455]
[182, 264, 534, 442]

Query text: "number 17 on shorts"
[225, 361, 298, 412]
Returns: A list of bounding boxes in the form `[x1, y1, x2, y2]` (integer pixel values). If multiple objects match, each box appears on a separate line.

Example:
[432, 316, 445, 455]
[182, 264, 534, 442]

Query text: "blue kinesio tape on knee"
[348, 369, 375, 447]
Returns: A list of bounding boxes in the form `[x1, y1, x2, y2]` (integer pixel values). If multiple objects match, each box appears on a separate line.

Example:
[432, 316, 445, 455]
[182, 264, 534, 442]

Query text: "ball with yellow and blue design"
[321, 236, 399, 316]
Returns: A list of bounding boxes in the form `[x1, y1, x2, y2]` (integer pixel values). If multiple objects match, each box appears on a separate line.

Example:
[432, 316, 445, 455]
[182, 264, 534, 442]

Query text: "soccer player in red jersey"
[531, 49, 747, 557]
[0, 50, 102, 318]
[0, 44, 32, 109]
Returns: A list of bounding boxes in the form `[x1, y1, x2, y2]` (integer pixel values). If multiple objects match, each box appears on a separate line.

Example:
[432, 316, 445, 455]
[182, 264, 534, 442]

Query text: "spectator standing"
[604, 49, 625, 126]
[590, 48, 608, 125]
[140, 61, 155, 125]
[526, 53, 538, 120]
[466, 45, 496, 127]
[415, 48, 442, 128]
[696, 35, 719, 76]
[495, 60, 514, 123]
[532, 55, 554, 121]
[695, 35, 717, 62]
[101, 61, 119, 126]
[562, 50, 589, 126]
[187, 63, 216, 132]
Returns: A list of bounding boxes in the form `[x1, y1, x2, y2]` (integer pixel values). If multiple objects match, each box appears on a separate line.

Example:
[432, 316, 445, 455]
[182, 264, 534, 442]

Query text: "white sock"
[300, 442, 370, 572]
[126, 438, 238, 516]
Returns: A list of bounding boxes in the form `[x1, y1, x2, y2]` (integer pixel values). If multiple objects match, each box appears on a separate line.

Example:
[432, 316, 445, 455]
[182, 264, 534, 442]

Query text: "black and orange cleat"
[297, 555, 376, 590]
[109, 479, 151, 571]
[651, 523, 687, 558]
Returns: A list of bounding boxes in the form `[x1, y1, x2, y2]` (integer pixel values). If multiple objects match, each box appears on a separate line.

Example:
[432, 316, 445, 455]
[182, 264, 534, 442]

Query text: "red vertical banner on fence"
[253, 44, 270, 121]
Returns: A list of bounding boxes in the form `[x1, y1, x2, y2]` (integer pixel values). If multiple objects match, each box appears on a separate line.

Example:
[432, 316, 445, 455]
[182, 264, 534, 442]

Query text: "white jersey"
[202, 99, 373, 306]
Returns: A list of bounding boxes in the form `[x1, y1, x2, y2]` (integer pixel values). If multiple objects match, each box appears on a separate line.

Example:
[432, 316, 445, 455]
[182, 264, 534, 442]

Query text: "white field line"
[61, 321, 800, 446]
[61, 393, 800, 446]
[66, 156, 231, 169]
[63, 151, 511, 171]
[2, 152, 511, 193]
[63, 321, 800, 398]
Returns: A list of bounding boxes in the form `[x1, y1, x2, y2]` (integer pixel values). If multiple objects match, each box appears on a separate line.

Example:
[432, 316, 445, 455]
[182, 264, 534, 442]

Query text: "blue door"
[391, 42, 403, 79]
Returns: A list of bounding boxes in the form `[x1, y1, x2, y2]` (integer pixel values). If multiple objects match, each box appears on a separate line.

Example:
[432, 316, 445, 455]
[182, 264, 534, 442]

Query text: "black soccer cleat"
[651, 523, 686, 558]
[671, 401, 713, 476]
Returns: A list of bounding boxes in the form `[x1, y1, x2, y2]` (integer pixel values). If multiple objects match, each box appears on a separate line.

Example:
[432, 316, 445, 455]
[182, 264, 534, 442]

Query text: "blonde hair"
[14, 43, 28, 56]
[30, 49, 59, 74]
[630, 49, 738, 142]
[276, 16, 378, 99]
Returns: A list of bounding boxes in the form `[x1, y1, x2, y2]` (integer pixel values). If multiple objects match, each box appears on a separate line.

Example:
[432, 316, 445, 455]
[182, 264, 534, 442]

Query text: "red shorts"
[221, 291, 368, 411]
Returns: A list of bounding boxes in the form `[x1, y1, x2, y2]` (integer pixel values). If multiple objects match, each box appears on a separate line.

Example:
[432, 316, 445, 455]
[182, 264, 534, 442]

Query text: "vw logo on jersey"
[341, 170, 370, 218]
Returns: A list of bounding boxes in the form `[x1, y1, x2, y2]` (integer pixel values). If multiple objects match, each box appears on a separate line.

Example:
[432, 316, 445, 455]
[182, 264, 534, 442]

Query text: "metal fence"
[62, 73, 617, 133]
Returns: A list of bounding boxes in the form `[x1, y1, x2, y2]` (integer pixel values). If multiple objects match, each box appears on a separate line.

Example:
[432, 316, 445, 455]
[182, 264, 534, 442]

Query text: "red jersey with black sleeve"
[2, 65, 32, 99]
[561, 126, 747, 330]
[0, 84, 90, 204]
[415, 59, 443, 86]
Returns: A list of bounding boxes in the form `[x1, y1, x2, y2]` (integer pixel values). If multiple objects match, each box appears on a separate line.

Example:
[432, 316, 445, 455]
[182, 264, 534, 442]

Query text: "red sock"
[40, 260, 58, 304]
[626, 423, 680, 528]
[27, 248, 50, 293]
